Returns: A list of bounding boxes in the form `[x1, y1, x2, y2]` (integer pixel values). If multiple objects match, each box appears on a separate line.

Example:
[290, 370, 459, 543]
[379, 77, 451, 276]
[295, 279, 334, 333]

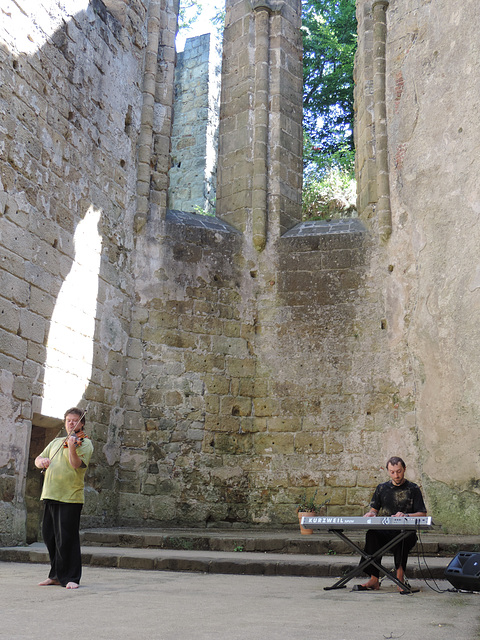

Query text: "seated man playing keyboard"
[355, 456, 427, 592]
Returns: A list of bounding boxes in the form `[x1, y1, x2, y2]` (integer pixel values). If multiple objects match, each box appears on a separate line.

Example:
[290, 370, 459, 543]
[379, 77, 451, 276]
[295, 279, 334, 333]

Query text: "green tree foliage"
[177, 0, 225, 38]
[302, 0, 356, 162]
[302, 0, 357, 218]
[178, 0, 203, 31]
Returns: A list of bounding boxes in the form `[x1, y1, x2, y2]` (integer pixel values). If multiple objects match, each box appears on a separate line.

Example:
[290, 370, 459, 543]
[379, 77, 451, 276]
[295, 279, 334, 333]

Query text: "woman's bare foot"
[38, 578, 61, 586]
[65, 582, 79, 589]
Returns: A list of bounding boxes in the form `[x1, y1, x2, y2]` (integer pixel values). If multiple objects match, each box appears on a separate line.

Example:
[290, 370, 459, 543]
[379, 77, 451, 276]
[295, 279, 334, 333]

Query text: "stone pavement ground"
[0, 562, 479, 640]
[1, 528, 479, 639]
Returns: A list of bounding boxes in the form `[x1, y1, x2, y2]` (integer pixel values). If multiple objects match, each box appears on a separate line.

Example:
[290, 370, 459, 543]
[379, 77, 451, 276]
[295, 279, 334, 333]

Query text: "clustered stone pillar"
[135, 0, 177, 232]
[372, 0, 391, 241]
[135, 0, 162, 233]
[217, 0, 303, 243]
[252, 3, 271, 252]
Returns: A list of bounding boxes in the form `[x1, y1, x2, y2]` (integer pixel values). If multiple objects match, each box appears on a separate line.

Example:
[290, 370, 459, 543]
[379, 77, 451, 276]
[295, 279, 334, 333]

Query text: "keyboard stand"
[323, 528, 418, 593]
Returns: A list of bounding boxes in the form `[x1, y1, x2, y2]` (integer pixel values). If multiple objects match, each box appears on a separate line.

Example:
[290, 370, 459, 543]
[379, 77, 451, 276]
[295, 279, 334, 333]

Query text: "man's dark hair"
[386, 456, 406, 469]
[64, 407, 86, 426]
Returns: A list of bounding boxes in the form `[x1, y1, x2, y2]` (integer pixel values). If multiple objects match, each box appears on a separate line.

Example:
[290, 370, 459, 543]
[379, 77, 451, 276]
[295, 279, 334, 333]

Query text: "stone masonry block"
[321, 249, 365, 271]
[148, 310, 179, 329]
[181, 315, 223, 336]
[347, 487, 373, 507]
[0, 271, 29, 307]
[253, 397, 281, 417]
[226, 357, 256, 378]
[323, 488, 347, 506]
[294, 432, 324, 454]
[236, 378, 254, 397]
[148, 329, 196, 350]
[267, 416, 302, 432]
[325, 472, 357, 488]
[184, 352, 225, 373]
[220, 395, 252, 417]
[0, 298, 20, 333]
[28, 286, 55, 319]
[12, 376, 33, 401]
[253, 433, 294, 455]
[205, 395, 220, 414]
[324, 434, 345, 454]
[214, 432, 253, 455]
[204, 374, 231, 395]
[19, 309, 45, 343]
[211, 335, 249, 357]
[205, 414, 239, 432]
[238, 417, 267, 433]
[126, 338, 142, 359]
[122, 430, 147, 448]
[223, 320, 242, 338]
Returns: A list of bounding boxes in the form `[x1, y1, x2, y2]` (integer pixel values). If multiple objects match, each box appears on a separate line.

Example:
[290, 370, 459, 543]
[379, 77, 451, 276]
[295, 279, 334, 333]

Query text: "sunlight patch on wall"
[0, 0, 90, 56]
[42, 205, 102, 418]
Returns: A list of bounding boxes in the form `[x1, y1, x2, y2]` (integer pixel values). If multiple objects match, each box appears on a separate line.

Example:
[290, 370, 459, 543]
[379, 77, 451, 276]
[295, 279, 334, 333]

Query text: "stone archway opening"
[170, 0, 357, 226]
[25, 414, 63, 544]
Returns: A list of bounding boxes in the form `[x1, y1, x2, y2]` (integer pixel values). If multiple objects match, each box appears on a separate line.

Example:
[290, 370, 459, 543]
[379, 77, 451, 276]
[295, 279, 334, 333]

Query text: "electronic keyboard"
[301, 515, 432, 530]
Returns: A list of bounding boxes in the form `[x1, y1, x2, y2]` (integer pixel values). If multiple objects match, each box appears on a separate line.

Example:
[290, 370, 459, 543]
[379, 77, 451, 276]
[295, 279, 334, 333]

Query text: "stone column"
[135, 0, 162, 233]
[372, 0, 391, 241]
[252, 3, 271, 251]
[135, 0, 177, 233]
[216, 0, 303, 245]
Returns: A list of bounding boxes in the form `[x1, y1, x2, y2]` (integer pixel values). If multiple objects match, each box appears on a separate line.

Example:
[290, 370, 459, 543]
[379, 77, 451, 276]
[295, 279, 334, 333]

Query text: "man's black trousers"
[42, 499, 83, 586]
[362, 529, 417, 577]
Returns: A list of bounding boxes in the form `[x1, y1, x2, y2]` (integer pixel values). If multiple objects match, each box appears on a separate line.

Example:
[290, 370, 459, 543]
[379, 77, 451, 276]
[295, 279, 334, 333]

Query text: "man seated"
[355, 456, 427, 592]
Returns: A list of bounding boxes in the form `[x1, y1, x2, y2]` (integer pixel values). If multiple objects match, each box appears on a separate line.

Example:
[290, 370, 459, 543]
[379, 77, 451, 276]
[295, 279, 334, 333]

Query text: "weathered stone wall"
[356, 0, 480, 533]
[0, 0, 178, 544]
[168, 34, 221, 214]
[2, 0, 480, 545]
[123, 211, 379, 527]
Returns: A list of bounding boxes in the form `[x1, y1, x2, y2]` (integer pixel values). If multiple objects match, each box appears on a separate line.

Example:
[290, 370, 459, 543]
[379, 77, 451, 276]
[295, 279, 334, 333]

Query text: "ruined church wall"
[123, 212, 388, 527]
[356, 0, 480, 533]
[2, 0, 479, 544]
[119, 0, 392, 529]
[0, 0, 178, 543]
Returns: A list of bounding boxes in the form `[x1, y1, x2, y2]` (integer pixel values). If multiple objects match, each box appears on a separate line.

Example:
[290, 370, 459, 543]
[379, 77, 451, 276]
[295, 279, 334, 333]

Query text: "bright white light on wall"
[176, 0, 224, 52]
[42, 205, 102, 418]
[0, 0, 90, 56]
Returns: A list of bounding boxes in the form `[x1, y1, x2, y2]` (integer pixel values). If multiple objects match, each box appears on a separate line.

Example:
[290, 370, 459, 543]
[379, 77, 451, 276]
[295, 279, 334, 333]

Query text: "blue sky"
[176, 0, 224, 51]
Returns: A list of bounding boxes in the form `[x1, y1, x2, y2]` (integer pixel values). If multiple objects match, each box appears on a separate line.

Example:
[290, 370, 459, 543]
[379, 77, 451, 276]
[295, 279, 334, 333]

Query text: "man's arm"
[66, 436, 86, 469]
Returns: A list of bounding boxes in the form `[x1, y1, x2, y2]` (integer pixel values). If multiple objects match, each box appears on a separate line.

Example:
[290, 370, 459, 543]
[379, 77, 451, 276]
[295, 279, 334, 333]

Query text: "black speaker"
[445, 552, 480, 591]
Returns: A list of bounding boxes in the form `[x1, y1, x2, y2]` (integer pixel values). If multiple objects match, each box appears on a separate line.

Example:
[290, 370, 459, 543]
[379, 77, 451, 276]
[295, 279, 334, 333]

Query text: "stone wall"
[2, 0, 480, 545]
[0, 0, 178, 544]
[355, 0, 480, 533]
[168, 34, 221, 214]
[119, 211, 379, 527]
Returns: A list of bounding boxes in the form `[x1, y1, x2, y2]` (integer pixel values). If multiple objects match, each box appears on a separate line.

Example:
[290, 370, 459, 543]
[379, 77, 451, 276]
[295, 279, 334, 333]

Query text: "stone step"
[79, 527, 480, 558]
[0, 542, 455, 580]
[1, 528, 477, 580]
